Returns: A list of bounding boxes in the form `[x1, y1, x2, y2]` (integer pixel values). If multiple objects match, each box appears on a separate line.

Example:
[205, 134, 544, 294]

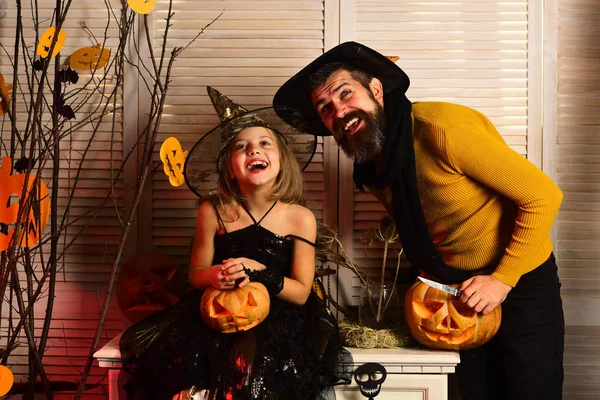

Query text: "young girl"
[120, 87, 351, 399]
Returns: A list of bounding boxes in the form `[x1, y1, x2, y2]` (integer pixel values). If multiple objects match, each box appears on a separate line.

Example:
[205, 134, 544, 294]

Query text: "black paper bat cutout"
[32, 59, 44, 71]
[58, 67, 79, 84]
[14, 156, 35, 173]
[56, 94, 75, 120]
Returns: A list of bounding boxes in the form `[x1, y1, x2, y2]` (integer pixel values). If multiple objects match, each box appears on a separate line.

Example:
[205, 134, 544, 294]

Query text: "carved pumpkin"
[160, 137, 188, 187]
[0, 73, 13, 116]
[200, 282, 270, 333]
[127, 0, 159, 14]
[0, 157, 50, 251]
[36, 27, 66, 59]
[69, 44, 111, 70]
[404, 280, 501, 350]
[116, 252, 184, 324]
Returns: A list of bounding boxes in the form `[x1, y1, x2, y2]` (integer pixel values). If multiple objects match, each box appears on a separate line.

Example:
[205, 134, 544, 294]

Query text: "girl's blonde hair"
[215, 127, 305, 208]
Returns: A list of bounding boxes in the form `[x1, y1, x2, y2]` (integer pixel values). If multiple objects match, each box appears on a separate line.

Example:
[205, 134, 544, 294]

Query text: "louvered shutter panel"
[147, 1, 330, 268]
[0, 0, 124, 396]
[553, 1, 600, 398]
[339, 0, 533, 304]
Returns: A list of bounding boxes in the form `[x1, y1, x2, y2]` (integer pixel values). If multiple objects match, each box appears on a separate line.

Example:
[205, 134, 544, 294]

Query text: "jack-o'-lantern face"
[200, 282, 270, 333]
[36, 27, 66, 59]
[69, 44, 111, 71]
[127, 0, 158, 14]
[0, 157, 50, 251]
[160, 137, 188, 187]
[404, 280, 501, 350]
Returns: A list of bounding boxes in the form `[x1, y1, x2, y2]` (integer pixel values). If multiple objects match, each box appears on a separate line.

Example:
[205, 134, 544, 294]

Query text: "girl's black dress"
[120, 205, 352, 399]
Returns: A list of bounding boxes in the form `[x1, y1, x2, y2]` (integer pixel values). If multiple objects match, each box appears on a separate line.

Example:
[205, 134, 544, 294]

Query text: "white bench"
[94, 334, 459, 400]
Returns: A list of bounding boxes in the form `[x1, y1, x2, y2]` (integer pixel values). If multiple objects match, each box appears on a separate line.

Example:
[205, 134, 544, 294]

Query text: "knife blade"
[418, 276, 463, 297]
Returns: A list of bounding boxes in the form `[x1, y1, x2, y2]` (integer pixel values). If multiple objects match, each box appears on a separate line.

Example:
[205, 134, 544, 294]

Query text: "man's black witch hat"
[273, 41, 410, 136]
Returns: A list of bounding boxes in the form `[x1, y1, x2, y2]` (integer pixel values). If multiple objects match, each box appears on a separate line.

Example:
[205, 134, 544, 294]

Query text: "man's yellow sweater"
[409, 102, 562, 287]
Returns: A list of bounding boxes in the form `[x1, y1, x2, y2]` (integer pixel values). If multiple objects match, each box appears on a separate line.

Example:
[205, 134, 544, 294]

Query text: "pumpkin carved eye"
[405, 280, 501, 350]
[201, 282, 270, 333]
[211, 300, 233, 317]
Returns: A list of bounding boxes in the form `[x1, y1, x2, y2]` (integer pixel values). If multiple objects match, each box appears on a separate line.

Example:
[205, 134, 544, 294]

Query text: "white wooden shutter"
[338, 0, 536, 305]
[0, 1, 124, 396]
[551, 0, 600, 398]
[146, 0, 334, 269]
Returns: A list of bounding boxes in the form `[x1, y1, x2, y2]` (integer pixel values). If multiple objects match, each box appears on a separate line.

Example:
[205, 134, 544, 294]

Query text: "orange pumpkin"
[200, 282, 270, 333]
[404, 280, 501, 350]
[69, 44, 111, 70]
[0, 157, 50, 251]
[36, 27, 66, 59]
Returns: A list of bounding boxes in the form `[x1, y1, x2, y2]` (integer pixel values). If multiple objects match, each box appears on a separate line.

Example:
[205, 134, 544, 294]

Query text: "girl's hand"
[221, 257, 266, 288]
[205, 264, 237, 290]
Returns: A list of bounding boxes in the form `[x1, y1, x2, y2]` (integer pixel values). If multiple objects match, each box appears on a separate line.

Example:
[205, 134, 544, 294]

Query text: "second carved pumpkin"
[404, 280, 501, 350]
[200, 282, 270, 333]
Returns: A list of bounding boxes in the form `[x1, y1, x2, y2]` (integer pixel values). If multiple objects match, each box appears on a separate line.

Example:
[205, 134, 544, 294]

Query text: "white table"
[94, 334, 459, 400]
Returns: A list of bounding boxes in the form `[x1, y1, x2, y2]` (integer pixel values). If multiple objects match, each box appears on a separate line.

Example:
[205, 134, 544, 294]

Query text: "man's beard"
[334, 103, 386, 164]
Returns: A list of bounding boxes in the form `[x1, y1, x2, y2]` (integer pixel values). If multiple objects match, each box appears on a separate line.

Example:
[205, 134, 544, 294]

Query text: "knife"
[418, 276, 463, 297]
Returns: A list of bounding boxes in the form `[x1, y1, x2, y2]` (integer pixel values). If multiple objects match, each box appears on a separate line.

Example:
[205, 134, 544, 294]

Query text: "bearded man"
[273, 41, 564, 400]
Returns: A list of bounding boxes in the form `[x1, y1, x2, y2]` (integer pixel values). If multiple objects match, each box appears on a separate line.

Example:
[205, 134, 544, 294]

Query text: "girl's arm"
[188, 200, 231, 290]
[276, 206, 317, 305]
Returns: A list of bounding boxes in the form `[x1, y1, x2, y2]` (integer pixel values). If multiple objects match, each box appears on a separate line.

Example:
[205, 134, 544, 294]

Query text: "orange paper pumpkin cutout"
[0, 73, 13, 116]
[127, 0, 159, 14]
[160, 137, 188, 187]
[36, 27, 66, 59]
[404, 280, 501, 350]
[0, 365, 14, 396]
[0, 157, 50, 251]
[69, 44, 111, 70]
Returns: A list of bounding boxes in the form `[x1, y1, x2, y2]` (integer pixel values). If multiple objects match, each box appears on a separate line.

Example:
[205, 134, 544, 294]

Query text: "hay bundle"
[339, 320, 415, 349]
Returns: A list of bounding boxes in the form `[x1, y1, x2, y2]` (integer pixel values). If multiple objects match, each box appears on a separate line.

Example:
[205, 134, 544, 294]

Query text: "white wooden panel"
[550, 0, 600, 398]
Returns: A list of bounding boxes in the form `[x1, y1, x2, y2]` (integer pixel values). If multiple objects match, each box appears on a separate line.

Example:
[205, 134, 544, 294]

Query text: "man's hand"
[459, 275, 512, 315]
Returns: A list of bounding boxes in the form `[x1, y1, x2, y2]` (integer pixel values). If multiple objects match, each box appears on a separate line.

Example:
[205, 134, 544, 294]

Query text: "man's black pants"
[456, 254, 565, 400]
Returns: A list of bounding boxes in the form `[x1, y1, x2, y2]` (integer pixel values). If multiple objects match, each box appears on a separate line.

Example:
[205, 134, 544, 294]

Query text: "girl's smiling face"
[229, 126, 281, 190]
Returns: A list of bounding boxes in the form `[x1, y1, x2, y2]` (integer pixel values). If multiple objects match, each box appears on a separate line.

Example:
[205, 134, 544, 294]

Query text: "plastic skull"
[354, 362, 387, 399]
